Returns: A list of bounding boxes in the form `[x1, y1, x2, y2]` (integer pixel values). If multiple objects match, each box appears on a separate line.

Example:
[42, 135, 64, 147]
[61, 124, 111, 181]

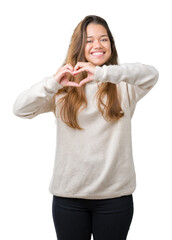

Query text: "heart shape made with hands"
[57, 62, 95, 88]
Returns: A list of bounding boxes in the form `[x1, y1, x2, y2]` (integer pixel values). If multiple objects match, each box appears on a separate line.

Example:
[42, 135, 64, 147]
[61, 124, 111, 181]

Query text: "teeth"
[92, 52, 104, 56]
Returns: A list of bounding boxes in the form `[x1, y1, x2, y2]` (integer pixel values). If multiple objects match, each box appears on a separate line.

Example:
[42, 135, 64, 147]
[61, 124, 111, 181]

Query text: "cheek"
[107, 44, 112, 55]
[84, 46, 88, 57]
[106, 47, 112, 59]
[85, 46, 90, 54]
[108, 48, 112, 56]
[84, 46, 91, 59]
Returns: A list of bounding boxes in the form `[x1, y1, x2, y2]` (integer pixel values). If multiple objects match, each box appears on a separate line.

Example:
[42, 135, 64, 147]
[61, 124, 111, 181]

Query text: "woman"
[13, 15, 159, 240]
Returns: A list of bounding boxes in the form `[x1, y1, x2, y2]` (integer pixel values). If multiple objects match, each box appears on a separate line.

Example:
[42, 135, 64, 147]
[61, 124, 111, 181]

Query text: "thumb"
[79, 77, 93, 87]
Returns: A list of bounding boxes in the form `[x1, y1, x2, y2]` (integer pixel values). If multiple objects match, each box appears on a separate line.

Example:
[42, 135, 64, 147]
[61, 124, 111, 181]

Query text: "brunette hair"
[55, 15, 124, 130]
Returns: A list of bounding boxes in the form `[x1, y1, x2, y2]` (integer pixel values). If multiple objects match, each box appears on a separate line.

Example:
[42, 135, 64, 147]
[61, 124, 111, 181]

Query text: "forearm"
[95, 63, 159, 89]
[13, 76, 63, 119]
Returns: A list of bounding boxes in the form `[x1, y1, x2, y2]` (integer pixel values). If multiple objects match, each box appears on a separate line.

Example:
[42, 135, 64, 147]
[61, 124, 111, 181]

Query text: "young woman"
[13, 15, 159, 240]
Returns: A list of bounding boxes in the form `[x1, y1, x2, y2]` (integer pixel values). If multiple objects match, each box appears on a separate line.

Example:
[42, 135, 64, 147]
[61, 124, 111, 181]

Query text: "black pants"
[52, 194, 133, 240]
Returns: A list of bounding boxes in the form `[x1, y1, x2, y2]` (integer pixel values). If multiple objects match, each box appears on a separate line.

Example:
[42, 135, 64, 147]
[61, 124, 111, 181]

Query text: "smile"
[91, 51, 105, 56]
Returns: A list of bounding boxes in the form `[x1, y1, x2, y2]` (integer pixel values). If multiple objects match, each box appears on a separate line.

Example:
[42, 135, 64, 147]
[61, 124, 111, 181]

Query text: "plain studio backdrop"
[0, 0, 171, 239]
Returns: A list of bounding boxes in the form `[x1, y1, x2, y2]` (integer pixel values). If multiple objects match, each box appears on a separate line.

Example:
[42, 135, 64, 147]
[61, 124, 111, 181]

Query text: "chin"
[90, 60, 106, 66]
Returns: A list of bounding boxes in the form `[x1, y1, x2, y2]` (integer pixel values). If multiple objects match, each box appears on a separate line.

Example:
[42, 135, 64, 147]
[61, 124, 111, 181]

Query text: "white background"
[0, 0, 171, 239]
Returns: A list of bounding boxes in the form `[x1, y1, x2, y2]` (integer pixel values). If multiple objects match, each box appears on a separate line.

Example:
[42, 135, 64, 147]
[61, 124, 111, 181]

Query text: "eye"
[101, 38, 108, 42]
[87, 40, 93, 43]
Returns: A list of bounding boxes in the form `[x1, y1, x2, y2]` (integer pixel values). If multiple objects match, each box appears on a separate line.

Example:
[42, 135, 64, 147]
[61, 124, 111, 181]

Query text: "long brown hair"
[55, 15, 124, 130]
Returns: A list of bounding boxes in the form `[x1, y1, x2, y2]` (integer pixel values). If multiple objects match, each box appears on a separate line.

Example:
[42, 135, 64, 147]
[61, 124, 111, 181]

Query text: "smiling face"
[84, 23, 112, 66]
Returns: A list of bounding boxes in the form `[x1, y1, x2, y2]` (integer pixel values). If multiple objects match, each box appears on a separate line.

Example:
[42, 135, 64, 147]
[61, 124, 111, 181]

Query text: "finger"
[65, 81, 80, 87]
[61, 64, 73, 72]
[66, 63, 74, 72]
[74, 63, 95, 75]
[73, 67, 88, 75]
[79, 77, 93, 86]
[60, 69, 73, 76]
[55, 69, 73, 82]
[74, 62, 89, 71]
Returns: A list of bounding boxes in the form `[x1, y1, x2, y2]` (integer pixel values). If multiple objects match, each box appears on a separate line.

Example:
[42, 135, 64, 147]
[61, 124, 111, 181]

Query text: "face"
[84, 23, 112, 66]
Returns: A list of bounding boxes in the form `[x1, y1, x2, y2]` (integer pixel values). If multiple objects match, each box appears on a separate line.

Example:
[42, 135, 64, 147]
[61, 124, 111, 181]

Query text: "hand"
[73, 62, 96, 87]
[54, 62, 96, 87]
[54, 64, 80, 87]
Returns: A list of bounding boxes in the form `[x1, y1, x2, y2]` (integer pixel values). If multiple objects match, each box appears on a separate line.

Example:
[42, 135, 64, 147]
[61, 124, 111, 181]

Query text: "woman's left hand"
[73, 62, 96, 87]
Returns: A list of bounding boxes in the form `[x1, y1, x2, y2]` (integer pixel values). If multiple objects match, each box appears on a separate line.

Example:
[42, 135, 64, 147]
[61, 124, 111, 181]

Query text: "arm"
[94, 63, 159, 102]
[13, 63, 82, 119]
[13, 76, 63, 119]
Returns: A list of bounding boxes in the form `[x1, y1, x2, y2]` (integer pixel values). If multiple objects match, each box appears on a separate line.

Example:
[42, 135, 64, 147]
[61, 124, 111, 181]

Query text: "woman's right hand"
[53, 64, 79, 87]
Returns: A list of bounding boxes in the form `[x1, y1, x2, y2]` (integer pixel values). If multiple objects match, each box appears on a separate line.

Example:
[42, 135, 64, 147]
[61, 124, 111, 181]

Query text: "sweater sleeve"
[94, 63, 159, 105]
[13, 75, 63, 119]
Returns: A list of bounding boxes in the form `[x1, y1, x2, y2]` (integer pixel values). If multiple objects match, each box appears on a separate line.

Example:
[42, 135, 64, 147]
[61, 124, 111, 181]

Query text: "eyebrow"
[87, 34, 108, 38]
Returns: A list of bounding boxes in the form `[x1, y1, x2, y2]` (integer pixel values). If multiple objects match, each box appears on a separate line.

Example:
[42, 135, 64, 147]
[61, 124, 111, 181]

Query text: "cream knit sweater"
[13, 63, 159, 199]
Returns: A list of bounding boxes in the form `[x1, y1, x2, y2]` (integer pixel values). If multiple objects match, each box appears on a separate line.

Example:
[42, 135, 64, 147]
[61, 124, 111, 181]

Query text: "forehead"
[86, 23, 108, 37]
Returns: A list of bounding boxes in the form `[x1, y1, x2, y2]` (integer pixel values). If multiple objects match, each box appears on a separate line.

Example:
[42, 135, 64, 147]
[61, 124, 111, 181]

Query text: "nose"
[93, 39, 102, 49]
